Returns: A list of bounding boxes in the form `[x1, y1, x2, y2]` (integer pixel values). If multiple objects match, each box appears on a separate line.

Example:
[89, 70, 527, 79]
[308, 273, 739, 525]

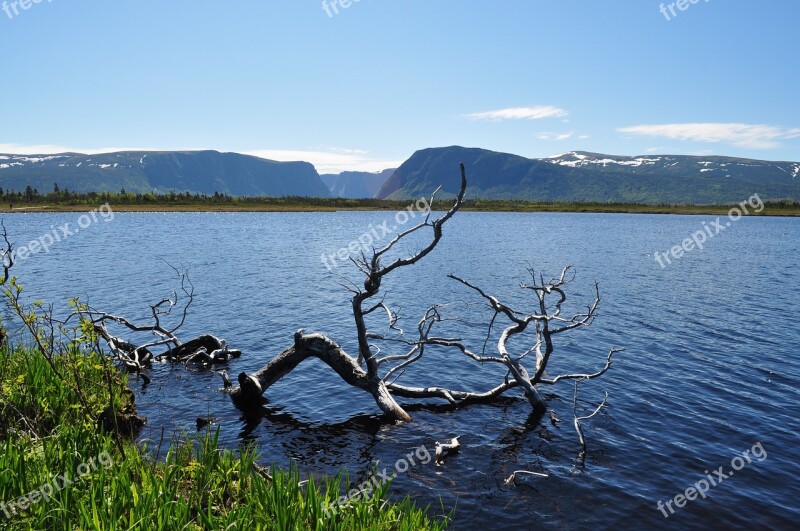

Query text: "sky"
[0, 0, 798, 173]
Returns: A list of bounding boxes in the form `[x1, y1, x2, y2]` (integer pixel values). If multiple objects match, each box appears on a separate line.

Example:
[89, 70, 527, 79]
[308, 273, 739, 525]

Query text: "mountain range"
[377, 147, 800, 204]
[2, 147, 799, 204]
[0, 151, 329, 197]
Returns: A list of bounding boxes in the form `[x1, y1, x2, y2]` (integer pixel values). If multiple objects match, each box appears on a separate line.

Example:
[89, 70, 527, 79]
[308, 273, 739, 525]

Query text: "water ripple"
[4, 211, 798, 529]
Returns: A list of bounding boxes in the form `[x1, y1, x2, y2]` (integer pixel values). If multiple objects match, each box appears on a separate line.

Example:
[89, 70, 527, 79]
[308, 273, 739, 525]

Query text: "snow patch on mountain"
[546, 151, 663, 168]
[0, 155, 69, 168]
[545, 153, 800, 181]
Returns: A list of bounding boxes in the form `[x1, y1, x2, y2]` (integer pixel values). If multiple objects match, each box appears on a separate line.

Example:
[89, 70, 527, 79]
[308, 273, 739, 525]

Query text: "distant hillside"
[6, 147, 798, 204]
[377, 146, 800, 204]
[0, 151, 331, 197]
[546, 151, 800, 179]
[320, 169, 395, 198]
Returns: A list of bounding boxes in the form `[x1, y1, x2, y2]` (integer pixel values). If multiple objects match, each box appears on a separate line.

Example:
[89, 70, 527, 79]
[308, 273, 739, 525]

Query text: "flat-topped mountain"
[0, 150, 331, 197]
[377, 147, 800, 204]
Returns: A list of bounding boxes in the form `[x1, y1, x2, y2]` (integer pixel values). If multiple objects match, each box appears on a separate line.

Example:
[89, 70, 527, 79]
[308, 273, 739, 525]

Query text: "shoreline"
[1, 203, 799, 216]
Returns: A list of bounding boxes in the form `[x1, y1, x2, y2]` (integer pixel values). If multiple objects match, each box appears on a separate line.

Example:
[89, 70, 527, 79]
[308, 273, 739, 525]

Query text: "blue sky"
[1, 0, 798, 173]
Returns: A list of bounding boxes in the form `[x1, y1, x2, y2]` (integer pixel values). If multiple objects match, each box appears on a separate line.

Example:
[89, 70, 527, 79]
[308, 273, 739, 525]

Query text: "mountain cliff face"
[320, 169, 395, 198]
[0, 151, 331, 197]
[377, 147, 800, 204]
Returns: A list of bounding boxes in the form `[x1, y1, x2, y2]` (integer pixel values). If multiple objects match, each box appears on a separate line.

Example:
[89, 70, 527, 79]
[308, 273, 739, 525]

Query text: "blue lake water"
[4, 210, 799, 529]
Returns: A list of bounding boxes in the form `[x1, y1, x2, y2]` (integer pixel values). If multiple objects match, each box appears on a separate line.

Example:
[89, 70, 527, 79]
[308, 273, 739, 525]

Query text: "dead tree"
[77, 268, 240, 372]
[229, 165, 466, 420]
[229, 165, 621, 423]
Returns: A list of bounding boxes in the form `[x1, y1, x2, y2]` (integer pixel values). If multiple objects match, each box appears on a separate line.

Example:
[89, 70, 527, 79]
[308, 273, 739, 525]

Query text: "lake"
[4, 210, 799, 529]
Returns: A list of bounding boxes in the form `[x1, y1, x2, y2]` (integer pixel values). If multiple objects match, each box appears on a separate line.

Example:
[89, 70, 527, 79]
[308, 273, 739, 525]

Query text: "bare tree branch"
[539, 348, 623, 385]
[573, 379, 609, 462]
[0, 221, 13, 285]
[504, 470, 549, 486]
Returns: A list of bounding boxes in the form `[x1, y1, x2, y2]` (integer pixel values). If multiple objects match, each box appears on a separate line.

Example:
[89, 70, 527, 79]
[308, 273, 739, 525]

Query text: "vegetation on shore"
[0, 280, 448, 529]
[2, 187, 799, 215]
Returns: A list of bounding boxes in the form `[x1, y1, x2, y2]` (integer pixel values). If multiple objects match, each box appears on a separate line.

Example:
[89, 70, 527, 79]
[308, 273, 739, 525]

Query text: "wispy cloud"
[320, 146, 370, 156]
[244, 149, 403, 174]
[618, 123, 800, 149]
[537, 132, 573, 141]
[465, 105, 568, 121]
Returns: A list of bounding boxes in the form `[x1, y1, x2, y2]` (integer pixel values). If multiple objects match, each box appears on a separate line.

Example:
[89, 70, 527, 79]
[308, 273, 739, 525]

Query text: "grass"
[0, 346, 449, 530]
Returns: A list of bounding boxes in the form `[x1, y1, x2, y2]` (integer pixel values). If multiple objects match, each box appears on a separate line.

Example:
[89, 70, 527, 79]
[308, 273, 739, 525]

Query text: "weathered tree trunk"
[230, 331, 411, 421]
[157, 334, 241, 362]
